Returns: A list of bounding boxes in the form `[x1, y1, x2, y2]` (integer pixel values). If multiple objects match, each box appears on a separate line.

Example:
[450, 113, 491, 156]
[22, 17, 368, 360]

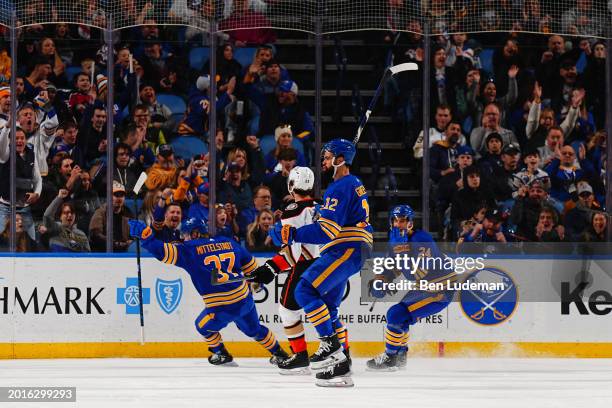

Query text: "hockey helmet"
[287, 166, 315, 194]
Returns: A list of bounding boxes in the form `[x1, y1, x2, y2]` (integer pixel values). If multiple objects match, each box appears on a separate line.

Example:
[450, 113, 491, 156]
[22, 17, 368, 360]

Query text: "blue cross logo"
[117, 278, 150, 314]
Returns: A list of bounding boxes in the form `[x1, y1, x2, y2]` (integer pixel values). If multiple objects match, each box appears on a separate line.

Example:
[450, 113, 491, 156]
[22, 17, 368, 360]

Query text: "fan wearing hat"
[187, 182, 210, 226]
[0, 86, 11, 124]
[564, 181, 602, 241]
[264, 124, 307, 173]
[89, 181, 134, 252]
[488, 143, 521, 202]
[437, 145, 475, 226]
[258, 80, 314, 143]
[510, 178, 562, 242]
[145, 144, 179, 191]
[218, 160, 254, 212]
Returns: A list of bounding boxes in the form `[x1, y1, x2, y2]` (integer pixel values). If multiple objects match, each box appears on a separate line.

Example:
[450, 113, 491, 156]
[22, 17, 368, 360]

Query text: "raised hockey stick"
[132, 172, 148, 345]
[352, 62, 418, 145]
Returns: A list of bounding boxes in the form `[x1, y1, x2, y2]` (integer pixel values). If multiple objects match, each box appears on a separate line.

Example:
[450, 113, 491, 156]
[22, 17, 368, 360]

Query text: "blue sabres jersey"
[317, 174, 374, 253]
[143, 235, 258, 309]
[390, 229, 457, 287]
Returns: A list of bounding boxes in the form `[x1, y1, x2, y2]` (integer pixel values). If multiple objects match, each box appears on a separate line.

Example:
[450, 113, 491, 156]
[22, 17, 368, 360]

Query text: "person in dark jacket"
[581, 211, 608, 243]
[450, 164, 496, 235]
[510, 179, 559, 242]
[113, 142, 142, 198]
[429, 120, 462, 183]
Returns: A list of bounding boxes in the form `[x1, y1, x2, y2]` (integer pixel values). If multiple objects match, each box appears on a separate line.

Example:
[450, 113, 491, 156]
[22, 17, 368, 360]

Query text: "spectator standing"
[89, 181, 133, 252]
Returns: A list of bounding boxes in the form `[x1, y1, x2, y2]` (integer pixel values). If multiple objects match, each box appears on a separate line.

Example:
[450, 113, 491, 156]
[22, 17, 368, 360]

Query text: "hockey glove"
[248, 260, 281, 285]
[368, 271, 398, 299]
[128, 219, 153, 242]
[389, 227, 409, 243]
[269, 222, 296, 246]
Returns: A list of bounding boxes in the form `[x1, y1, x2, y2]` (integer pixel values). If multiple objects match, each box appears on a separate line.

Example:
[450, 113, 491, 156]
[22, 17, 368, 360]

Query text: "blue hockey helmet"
[181, 217, 209, 239]
[322, 138, 356, 165]
[389, 205, 415, 228]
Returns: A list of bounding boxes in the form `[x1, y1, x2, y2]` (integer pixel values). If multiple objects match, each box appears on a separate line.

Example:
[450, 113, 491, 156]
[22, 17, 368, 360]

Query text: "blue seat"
[189, 47, 210, 71]
[260, 135, 304, 156]
[233, 47, 257, 68]
[65, 66, 82, 83]
[478, 48, 495, 76]
[171, 136, 208, 160]
[156, 94, 186, 115]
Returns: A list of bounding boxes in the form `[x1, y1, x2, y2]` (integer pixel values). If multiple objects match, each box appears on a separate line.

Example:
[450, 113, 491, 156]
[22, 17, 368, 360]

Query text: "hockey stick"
[353, 62, 418, 145]
[132, 172, 148, 345]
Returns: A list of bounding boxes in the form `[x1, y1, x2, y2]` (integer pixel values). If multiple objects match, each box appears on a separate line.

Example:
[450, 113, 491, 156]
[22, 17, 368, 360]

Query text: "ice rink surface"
[1, 358, 611, 408]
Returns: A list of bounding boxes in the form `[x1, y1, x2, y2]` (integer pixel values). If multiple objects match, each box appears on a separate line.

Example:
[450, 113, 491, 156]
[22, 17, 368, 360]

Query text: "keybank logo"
[117, 278, 150, 314]
[561, 282, 612, 315]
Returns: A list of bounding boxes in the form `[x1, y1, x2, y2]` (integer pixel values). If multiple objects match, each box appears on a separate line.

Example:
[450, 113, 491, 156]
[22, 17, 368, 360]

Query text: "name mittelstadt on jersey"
[0, 286, 105, 314]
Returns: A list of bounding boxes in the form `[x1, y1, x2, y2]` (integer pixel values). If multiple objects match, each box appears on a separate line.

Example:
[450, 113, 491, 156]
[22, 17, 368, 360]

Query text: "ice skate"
[278, 351, 310, 375]
[397, 349, 407, 370]
[269, 348, 289, 366]
[309, 334, 346, 370]
[208, 346, 238, 367]
[315, 359, 353, 387]
[366, 352, 399, 372]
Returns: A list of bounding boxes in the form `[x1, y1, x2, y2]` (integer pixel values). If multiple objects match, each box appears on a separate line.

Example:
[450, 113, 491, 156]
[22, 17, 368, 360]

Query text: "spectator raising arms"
[42, 189, 90, 252]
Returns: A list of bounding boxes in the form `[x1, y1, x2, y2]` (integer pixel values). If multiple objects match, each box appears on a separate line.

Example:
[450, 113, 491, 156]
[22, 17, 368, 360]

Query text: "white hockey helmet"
[287, 166, 314, 194]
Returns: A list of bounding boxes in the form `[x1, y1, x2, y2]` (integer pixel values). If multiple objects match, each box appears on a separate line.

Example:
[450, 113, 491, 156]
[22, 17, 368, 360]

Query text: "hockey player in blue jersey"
[128, 217, 288, 366]
[366, 205, 457, 371]
[270, 138, 373, 387]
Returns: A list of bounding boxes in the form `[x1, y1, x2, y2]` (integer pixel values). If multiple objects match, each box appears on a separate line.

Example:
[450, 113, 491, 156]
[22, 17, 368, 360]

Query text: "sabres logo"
[459, 267, 517, 326]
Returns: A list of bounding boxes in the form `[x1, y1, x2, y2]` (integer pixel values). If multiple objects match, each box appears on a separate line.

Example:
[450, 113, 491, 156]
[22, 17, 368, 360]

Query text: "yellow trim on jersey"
[312, 248, 355, 288]
[204, 333, 222, 348]
[306, 304, 327, 317]
[385, 328, 404, 341]
[241, 258, 257, 275]
[318, 217, 341, 235]
[197, 313, 215, 329]
[203, 282, 250, 308]
[319, 223, 337, 240]
[321, 237, 373, 252]
[407, 293, 445, 312]
[161, 243, 178, 265]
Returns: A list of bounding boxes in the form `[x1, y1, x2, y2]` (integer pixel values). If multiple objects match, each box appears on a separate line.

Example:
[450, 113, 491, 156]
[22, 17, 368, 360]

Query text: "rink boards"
[1, 254, 612, 358]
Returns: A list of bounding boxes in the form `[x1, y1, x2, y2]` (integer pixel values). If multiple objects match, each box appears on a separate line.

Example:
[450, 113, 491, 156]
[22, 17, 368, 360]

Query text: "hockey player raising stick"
[366, 205, 457, 371]
[269, 139, 373, 387]
[250, 166, 330, 375]
[128, 217, 289, 366]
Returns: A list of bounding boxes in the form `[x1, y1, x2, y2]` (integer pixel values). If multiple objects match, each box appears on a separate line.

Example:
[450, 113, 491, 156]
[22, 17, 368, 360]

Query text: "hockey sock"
[401, 332, 410, 351]
[203, 332, 224, 353]
[304, 302, 334, 337]
[284, 321, 308, 353]
[295, 280, 334, 337]
[256, 327, 280, 354]
[335, 321, 349, 350]
[384, 326, 405, 355]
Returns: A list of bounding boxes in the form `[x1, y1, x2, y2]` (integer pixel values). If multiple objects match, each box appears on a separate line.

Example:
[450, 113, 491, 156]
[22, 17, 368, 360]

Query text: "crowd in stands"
[0, 0, 610, 253]
[384, 14, 609, 243]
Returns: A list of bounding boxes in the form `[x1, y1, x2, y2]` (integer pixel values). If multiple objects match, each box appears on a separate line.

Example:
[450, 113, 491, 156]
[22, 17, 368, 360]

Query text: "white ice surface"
[1, 358, 611, 408]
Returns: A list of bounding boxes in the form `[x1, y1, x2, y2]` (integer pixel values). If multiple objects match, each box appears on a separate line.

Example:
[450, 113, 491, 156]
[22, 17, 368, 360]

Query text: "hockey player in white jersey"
[250, 167, 335, 374]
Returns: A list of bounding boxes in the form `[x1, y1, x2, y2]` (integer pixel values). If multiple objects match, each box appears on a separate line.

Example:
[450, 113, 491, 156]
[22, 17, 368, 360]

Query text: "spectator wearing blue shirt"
[237, 185, 273, 237]
[188, 182, 210, 225]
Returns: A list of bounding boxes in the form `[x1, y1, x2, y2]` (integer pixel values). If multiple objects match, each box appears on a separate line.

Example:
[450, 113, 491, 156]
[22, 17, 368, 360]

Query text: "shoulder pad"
[281, 200, 314, 219]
